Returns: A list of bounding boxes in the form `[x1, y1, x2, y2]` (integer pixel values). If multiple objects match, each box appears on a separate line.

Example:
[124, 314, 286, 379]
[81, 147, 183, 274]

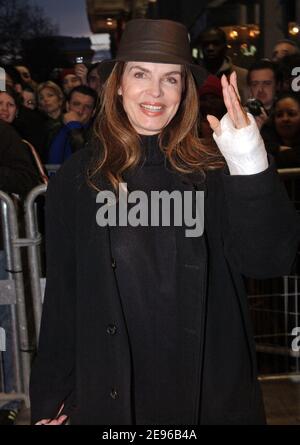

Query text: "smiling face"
[0, 92, 17, 123]
[118, 62, 183, 135]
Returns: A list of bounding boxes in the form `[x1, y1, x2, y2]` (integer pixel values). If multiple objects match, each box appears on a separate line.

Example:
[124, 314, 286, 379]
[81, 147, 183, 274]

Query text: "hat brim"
[98, 58, 208, 87]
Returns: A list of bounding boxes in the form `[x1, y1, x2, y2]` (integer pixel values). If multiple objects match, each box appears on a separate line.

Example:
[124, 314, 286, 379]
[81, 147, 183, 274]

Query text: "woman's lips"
[140, 103, 164, 116]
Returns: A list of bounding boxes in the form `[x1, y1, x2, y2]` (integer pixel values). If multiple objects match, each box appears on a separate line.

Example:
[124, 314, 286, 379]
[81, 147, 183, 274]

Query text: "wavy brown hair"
[88, 62, 224, 192]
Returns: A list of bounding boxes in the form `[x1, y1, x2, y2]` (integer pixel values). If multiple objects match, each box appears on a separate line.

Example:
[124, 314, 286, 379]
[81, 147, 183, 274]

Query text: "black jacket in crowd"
[0, 120, 40, 196]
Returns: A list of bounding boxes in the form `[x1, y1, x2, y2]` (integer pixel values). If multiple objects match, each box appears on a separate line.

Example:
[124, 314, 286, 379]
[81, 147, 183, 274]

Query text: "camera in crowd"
[75, 56, 84, 64]
[245, 98, 265, 116]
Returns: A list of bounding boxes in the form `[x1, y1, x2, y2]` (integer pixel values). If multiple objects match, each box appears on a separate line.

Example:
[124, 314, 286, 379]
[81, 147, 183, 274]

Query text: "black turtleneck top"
[110, 134, 206, 424]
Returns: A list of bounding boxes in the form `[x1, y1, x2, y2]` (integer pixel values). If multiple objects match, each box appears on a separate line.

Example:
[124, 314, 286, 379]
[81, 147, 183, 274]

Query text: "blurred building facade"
[86, 0, 300, 65]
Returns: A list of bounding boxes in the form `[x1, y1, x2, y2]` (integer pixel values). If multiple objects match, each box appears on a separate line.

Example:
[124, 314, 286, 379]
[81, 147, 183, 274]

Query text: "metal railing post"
[248, 168, 300, 376]
[0, 192, 31, 405]
[0, 200, 22, 395]
[24, 185, 47, 339]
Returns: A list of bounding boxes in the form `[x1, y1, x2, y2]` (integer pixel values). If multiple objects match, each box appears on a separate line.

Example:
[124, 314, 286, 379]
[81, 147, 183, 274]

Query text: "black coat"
[13, 107, 48, 163]
[30, 148, 299, 425]
[0, 120, 39, 196]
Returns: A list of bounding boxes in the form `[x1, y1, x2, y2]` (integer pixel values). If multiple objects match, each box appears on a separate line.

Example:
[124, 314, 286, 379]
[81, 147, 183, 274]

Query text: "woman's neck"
[140, 133, 165, 166]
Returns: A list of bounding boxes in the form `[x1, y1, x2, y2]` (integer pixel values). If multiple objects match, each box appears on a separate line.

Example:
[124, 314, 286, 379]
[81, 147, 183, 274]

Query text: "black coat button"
[110, 388, 118, 399]
[111, 258, 116, 269]
[106, 324, 117, 335]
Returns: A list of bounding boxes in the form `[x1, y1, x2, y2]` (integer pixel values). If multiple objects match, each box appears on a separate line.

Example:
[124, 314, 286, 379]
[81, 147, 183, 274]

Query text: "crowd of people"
[0, 61, 102, 424]
[195, 29, 300, 169]
[0, 63, 101, 167]
[0, 30, 300, 179]
[0, 21, 300, 425]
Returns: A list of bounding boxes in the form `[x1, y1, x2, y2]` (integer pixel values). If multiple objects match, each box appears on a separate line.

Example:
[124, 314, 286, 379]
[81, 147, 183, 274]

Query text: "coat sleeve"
[220, 157, 300, 278]
[68, 125, 86, 154]
[47, 125, 70, 164]
[30, 165, 77, 423]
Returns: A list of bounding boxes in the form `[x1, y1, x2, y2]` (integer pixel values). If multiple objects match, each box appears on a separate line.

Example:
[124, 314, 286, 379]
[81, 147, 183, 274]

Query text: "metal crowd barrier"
[0, 185, 47, 408]
[45, 164, 61, 177]
[24, 185, 47, 338]
[0, 192, 31, 407]
[277, 167, 300, 178]
[278, 167, 300, 211]
[248, 168, 300, 377]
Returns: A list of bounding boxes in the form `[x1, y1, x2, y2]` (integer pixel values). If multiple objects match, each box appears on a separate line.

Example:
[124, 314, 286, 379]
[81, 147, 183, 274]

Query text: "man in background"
[47, 85, 97, 165]
[196, 27, 248, 104]
[247, 60, 278, 129]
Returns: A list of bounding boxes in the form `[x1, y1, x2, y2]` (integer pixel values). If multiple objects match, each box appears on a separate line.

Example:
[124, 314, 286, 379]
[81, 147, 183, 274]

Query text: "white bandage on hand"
[213, 112, 269, 175]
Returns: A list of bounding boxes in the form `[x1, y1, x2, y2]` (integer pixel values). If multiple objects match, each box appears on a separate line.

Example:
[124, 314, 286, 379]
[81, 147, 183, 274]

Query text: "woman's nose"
[147, 79, 162, 97]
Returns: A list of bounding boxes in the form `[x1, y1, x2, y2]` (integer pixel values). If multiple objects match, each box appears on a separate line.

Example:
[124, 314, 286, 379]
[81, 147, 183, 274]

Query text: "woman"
[37, 81, 64, 157]
[0, 86, 47, 182]
[0, 86, 21, 124]
[30, 19, 299, 425]
[261, 92, 300, 167]
[37, 81, 64, 121]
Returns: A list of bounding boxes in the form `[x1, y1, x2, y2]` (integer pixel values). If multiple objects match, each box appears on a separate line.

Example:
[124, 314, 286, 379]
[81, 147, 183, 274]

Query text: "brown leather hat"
[98, 19, 207, 86]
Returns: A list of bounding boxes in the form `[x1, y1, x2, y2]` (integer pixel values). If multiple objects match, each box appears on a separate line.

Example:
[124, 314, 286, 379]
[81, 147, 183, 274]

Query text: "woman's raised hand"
[207, 72, 250, 136]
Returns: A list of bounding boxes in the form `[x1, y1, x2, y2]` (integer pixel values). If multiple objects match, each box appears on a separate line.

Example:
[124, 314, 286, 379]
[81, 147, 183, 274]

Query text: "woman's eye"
[134, 72, 145, 79]
[165, 77, 177, 84]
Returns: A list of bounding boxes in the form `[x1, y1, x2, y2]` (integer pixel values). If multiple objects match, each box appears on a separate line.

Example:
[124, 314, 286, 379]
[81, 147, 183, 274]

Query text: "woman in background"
[262, 92, 300, 167]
